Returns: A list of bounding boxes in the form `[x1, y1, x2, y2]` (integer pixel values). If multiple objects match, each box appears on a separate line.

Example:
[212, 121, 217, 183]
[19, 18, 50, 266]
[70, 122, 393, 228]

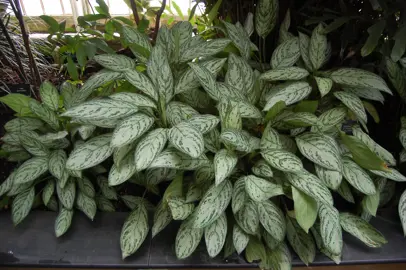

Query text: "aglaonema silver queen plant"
[1, 1, 406, 269]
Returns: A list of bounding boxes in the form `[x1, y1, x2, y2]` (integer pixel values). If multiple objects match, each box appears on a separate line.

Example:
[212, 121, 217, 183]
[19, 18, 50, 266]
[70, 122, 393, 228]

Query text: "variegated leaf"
[292, 186, 317, 233]
[317, 107, 347, 131]
[282, 112, 318, 127]
[271, 37, 300, 69]
[311, 223, 342, 264]
[260, 67, 309, 81]
[296, 132, 342, 171]
[94, 54, 135, 72]
[235, 200, 259, 234]
[29, 100, 59, 130]
[111, 113, 154, 148]
[149, 148, 209, 170]
[334, 91, 367, 123]
[77, 177, 95, 198]
[61, 99, 138, 120]
[255, 0, 279, 38]
[120, 200, 149, 259]
[42, 179, 55, 206]
[205, 213, 227, 258]
[122, 25, 152, 62]
[233, 225, 249, 254]
[340, 212, 387, 247]
[204, 129, 221, 153]
[258, 200, 285, 241]
[286, 216, 316, 266]
[56, 179, 76, 210]
[193, 180, 232, 228]
[5, 117, 43, 132]
[298, 32, 312, 71]
[55, 207, 73, 237]
[218, 100, 242, 130]
[214, 149, 238, 185]
[75, 191, 96, 220]
[19, 134, 49, 157]
[169, 122, 204, 158]
[220, 129, 251, 152]
[12, 187, 35, 225]
[315, 76, 333, 97]
[225, 53, 254, 94]
[148, 45, 174, 102]
[109, 154, 137, 186]
[286, 170, 334, 205]
[110, 92, 157, 109]
[180, 38, 231, 62]
[244, 175, 283, 202]
[319, 204, 343, 255]
[309, 24, 327, 71]
[261, 124, 283, 150]
[223, 22, 250, 59]
[263, 82, 312, 111]
[344, 86, 385, 103]
[370, 167, 406, 182]
[187, 115, 219, 135]
[134, 128, 167, 171]
[78, 125, 96, 140]
[96, 196, 115, 212]
[152, 201, 172, 237]
[337, 180, 355, 203]
[124, 70, 158, 101]
[315, 165, 342, 190]
[399, 190, 406, 235]
[13, 156, 48, 185]
[252, 159, 273, 178]
[265, 243, 292, 270]
[331, 68, 392, 94]
[188, 62, 219, 100]
[261, 149, 303, 172]
[168, 197, 194, 220]
[342, 158, 376, 195]
[39, 81, 59, 111]
[232, 177, 247, 214]
[175, 220, 204, 259]
[66, 134, 113, 170]
[0, 173, 14, 197]
[166, 101, 199, 126]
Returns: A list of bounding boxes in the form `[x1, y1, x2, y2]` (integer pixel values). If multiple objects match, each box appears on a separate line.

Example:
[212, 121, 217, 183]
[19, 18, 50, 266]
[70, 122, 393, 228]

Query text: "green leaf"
[331, 68, 391, 94]
[148, 45, 174, 102]
[319, 204, 343, 255]
[181, 39, 231, 62]
[296, 132, 342, 171]
[362, 101, 380, 123]
[317, 107, 347, 132]
[214, 149, 238, 185]
[77, 177, 96, 198]
[4, 117, 43, 132]
[218, 100, 242, 130]
[342, 158, 376, 195]
[337, 180, 355, 203]
[286, 170, 333, 205]
[168, 197, 194, 220]
[286, 216, 316, 266]
[252, 159, 273, 178]
[111, 113, 154, 148]
[223, 21, 251, 59]
[66, 134, 113, 170]
[258, 200, 286, 241]
[232, 177, 247, 214]
[245, 236, 266, 263]
[264, 101, 286, 123]
[261, 149, 303, 172]
[391, 25, 406, 62]
[0, 94, 35, 117]
[97, 176, 118, 200]
[169, 122, 205, 158]
[96, 0, 109, 15]
[193, 180, 232, 228]
[208, 0, 222, 24]
[399, 190, 406, 236]
[264, 243, 292, 270]
[19, 134, 50, 157]
[282, 112, 318, 127]
[12, 186, 35, 225]
[361, 20, 386, 57]
[152, 201, 172, 238]
[233, 224, 249, 254]
[385, 57, 406, 101]
[362, 191, 380, 217]
[334, 91, 367, 123]
[97, 196, 115, 212]
[235, 200, 259, 234]
[110, 92, 157, 109]
[263, 82, 312, 111]
[13, 157, 48, 185]
[370, 167, 406, 182]
[340, 212, 387, 247]
[292, 186, 317, 233]
[122, 25, 152, 62]
[67, 56, 78, 81]
[245, 175, 283, 202]
[340, 133, 387, 171]
[176, 220, 204, 259]
[225, 53, 254, 94]
[40, 81, 59, 111]
[48, 150, 67, 181]
[120, 201, 149, 259]
[40, 15, 59, 32]
[261, 67, 309, 81]
[255, 0, 279, 38]
[244, 12, 254, 37]
[167, 101, 199, 126]
[344, 86, 384, 104]
[205, 213, 227, 258]
[56, 179, 76, 210]
[149, 148, 209, 170]
[55, 207, 73, 237]
[0, 173, 14, 197]
[271, 37, 300, 69]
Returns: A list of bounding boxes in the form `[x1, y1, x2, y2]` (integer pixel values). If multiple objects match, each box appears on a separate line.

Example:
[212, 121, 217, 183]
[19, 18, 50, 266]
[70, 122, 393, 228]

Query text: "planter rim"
[0, 211, 405, 268]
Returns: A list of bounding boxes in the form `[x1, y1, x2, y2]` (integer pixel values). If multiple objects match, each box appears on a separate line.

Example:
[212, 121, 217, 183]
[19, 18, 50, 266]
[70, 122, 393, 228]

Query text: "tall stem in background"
[152, 0, 166, 42]
[129, 0, 140, 25]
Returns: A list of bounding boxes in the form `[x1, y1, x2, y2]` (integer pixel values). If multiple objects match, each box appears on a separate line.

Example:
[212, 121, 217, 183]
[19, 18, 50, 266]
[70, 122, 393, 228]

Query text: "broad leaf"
[94, 54, 135, 72]
[334, 91, 367, 123]
[152, 201, 172, 237]
[235, 200, 259, 234]
[124, 70, 158, 101]
[56, 179, 76, 210]
[315, 165, 342, 190]
[315, 76, 333, 97]
[40, 81, 59, 111]
[261, 67, 309, 81]
[214, 149, 238, 185]
[175, 220, 204, 259]
[255, 0, 279, 38]
[233, 224, 249, 254]
[309, 24, 327, 71]
[258, 200, 286, 241]
[205, 213, 227, 258]
[271, 37, 300, 69]
[168, 122, 205, 158]
[111, 113, 154, 148]
[108, 154, 137, 186]
[232, 177, 247, 214]
[263, 82, 312, 111]
[342, 158, 376, 195]
[149, 148, 209, 170]
[29, 100, 59, 130]
[134, 128, 167, 171]
[245, 175, 283, 201]
[55, 207, 73, 237]
[168, 197, 194, 220]
[13, 157, 48, 185]
[12, 187, 35, 225]
[75, 191, 97, 220]
[399, 190, 406, 236]
[261, 149, 303, 172]
[292, 186, 317, 233]
[319, 204, 343, 256]
[286, 216, 316, 266]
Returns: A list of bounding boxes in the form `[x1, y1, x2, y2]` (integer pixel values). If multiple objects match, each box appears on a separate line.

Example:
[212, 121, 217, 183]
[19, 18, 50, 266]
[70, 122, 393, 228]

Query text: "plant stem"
[159, 96, 167, 128]
[9, 0, 42, 90]
[0, 18, 28, 83]
[152, 0, 166, 42]
[129, 0, 140, 25]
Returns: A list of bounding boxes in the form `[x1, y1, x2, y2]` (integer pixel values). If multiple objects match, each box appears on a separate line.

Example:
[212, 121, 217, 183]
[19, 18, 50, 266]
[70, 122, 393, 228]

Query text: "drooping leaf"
[75, 191, 97, 220]
[309, 24, 327, 71]
[261, 149, 303, 172]
[245, 175, 283, 202]
[168, 122, 205, 158]
[55, 207, 73, 237]
[286, 216, 316, 266]
[318, 204, 343, 256]
[258, 200, 286, 241]
[175, 220, 204, 259]
[235, 200, 259, 235]
[361, 20, 386, 57]
[292, 186, 317, 233]
[263, 82, 312, 111]
[205, 213, 227, 258]
[56, 179, 76, 210]
[152, 201, 172, 238]
[111, 113, 154, 148]
[342, 158, 376, 195]
[214, 149, 238, 185]
[13, 157, 48, 185]
[334, 91, 367, 123]
[12, 187, 35, 225]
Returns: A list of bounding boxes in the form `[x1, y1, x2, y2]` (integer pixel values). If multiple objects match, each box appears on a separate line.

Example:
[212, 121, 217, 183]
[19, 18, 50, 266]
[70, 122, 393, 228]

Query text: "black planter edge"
[1, 211, 406, 268]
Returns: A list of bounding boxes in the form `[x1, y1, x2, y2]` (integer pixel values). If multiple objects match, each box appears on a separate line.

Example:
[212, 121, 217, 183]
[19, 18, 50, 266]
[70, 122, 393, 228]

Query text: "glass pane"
[62, 0, 73, 14]
[109, 0, 130, 15]
[43, 0, 63, 15]
[22, 0, 44, 16]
